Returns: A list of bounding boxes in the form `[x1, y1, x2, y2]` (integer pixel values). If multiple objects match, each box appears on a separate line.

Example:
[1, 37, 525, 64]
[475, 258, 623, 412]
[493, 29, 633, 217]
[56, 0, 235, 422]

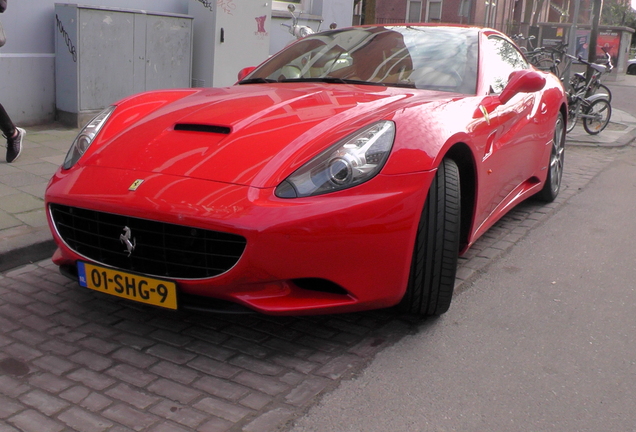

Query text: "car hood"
[84, 83, 443, 188]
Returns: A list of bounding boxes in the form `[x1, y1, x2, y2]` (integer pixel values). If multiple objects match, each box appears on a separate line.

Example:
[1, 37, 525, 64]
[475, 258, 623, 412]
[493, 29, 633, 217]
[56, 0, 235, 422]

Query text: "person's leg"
[0, 103, 25, 163]
[0, 102, 15, 138]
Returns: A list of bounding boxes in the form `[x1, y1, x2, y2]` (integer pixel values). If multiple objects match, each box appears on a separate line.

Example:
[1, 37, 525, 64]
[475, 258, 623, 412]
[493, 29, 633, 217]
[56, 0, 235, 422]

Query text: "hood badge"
[129, 179, 144, 191]
[120, 226, 136, 257]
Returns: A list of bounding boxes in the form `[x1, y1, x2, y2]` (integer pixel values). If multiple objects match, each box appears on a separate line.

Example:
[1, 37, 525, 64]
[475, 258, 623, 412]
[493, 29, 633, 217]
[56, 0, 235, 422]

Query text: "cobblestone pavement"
[0, 143, 627, 432]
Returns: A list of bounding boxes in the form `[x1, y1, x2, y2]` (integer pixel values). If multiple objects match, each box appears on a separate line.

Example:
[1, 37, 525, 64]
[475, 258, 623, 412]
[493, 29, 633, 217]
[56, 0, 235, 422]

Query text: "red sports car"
[45, 25, 567, 316]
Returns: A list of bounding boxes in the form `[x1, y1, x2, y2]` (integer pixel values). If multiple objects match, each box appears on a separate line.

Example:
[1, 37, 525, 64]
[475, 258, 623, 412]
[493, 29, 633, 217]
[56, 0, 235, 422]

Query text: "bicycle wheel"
[582, 99, 611, 135]
[566, 100, 579, 133]
[534, 57, 556, 74]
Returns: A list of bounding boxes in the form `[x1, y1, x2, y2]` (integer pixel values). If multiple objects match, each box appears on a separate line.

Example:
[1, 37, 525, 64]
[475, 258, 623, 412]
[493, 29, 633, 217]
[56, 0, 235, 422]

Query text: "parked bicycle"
[564, 53, 612, 135]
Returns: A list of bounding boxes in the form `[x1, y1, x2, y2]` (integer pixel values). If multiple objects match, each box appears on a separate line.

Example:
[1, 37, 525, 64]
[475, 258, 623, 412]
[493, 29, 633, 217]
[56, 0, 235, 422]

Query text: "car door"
[474, 35, 542, 230]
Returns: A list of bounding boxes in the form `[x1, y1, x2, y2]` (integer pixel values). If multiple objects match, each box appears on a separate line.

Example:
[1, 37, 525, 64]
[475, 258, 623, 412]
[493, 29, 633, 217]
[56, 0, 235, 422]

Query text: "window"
[407, 0, 423, 22]
[485, 36, 529, 94]
[427, 0, 442, 22]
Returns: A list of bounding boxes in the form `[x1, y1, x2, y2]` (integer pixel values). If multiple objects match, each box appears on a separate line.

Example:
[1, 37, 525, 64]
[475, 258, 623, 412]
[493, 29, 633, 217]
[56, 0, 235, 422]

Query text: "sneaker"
[6, 127, 25, 163]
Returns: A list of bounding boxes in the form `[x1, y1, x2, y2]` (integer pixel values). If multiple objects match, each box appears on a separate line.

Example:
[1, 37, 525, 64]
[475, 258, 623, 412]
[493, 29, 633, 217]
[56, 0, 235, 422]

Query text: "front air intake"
[49, 204, 246, 279]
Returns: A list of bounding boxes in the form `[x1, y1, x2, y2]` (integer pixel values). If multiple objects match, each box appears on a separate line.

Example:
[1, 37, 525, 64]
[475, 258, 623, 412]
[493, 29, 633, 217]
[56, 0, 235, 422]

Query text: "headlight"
[276, 121, 395, 198]
[62, 106, 116, 170]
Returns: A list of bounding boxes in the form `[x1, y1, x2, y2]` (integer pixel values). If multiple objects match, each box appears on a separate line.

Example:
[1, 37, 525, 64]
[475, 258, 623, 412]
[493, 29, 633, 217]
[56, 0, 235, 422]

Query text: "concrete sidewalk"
[1, 83, 635, 273]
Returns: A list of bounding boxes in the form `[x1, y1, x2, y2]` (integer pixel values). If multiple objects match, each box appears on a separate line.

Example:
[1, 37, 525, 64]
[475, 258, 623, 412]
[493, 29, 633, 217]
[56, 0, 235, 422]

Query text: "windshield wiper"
[279, 77, 416, 88]
[238, 78, 277, 84]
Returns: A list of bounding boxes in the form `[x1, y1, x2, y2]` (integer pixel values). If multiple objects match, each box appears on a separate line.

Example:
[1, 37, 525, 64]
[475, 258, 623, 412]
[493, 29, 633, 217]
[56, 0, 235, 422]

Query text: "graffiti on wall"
[55, 14, 77, 62]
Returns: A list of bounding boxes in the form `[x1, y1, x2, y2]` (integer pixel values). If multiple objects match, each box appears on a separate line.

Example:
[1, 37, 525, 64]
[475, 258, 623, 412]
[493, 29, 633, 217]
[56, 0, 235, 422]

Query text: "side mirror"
[237, 66, 256, 82]
[499, 69, 546, 105]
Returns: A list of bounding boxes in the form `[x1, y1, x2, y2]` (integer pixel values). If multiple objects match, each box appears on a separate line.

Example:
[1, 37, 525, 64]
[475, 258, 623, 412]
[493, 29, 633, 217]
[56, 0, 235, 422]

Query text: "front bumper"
[45, 165, 434, 315]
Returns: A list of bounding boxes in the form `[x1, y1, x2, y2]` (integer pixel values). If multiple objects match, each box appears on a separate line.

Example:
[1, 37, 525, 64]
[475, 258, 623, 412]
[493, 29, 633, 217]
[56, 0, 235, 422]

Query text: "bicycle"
[564, 54, 612, 135]
[568, 51, 613, 103]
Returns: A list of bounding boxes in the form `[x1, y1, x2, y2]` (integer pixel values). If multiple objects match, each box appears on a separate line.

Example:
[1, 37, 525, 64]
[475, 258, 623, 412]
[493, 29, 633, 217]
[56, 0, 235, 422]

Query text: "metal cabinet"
[189, 0, 272, 88]
[55, 4, 193, 127]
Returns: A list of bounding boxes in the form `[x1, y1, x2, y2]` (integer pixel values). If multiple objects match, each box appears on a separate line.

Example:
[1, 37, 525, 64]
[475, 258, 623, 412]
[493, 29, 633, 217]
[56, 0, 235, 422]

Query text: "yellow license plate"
[77, 262, 178, 310]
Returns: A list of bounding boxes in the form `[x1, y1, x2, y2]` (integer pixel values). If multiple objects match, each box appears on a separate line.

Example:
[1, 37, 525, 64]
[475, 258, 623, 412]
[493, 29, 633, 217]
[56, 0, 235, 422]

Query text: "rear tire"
[400, 158, 461, 316]
[627, 64, 636, 75]
[583, 99, 611, 135]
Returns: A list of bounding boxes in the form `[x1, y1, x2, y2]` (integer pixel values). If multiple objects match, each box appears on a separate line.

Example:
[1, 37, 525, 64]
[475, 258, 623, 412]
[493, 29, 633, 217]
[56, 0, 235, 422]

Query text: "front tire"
[536, 112, 565, 202]
[583, 98, 611, 135]
[400, 158, 461, 316]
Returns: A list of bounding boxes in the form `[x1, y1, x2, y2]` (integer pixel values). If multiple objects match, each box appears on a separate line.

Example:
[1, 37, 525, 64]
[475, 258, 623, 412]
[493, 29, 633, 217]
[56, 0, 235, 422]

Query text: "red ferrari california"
[45, 24, 567, 316]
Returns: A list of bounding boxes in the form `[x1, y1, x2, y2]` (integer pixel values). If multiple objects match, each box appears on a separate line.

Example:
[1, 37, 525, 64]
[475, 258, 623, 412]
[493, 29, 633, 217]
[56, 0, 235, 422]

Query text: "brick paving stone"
[19, 314, 57, 332]
[28, 372, 74, 394]
[19, 390, 69, 416]
[104, 364, 157, 388]
[0, 395, 24, 419]
[149, 329, 193, 347]
[187, 356, 242, 379]
[284, 376, 332, 407]
[112, 318, 157, 336]
[49, 310, 86, 328]
[223, 337, 272, 358]
[105, 383, 159, 409]
[68, 350, 113, 372]
[102, 404, 159, 431]
[315, 353, 364, 380]
[112, 333, 156, 350]
[185, 340, 235, 361]
[78, 392, 113, 412]
[242, 407, 296, 432]
[233, 371, 290, 396]
[0, 422, 20, 432]
[4, 342, 42, 362]
[222, 325, 270, 343]
[149, 400, 209, 429]
[9, 409, 65, 432]
[197, 416, 233, 432]
[59, 386, 91, 404]
[270, 354, 319, 374]
[146, 378, 202, 404]
[239, 392, 272, 410]
[229, 354, 284, 376]
[0, 316, 20, 333]
[264, 338, 315, 359]
[193, 397, 252, 423]
[149, 360, 198, 385]
[280, 371, 305, 386]
[192, 375, 250, 401]
[148, 421, 193, 432]
[11, 329, 48, 347]
[25, 302, 59, 317]
[112, 347, 159, 368]
[147, 343, 197, 364]
[57, 407, 113, 432]
[182, 326, 230, 345]
[0, 303, 30, 320]
[78, 337, 121, 355]
[67, 368, 117, 391]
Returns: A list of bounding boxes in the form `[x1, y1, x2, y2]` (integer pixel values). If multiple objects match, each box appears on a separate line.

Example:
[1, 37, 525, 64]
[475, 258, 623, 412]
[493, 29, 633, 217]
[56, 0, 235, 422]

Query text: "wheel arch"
[443, 142, 476, 252]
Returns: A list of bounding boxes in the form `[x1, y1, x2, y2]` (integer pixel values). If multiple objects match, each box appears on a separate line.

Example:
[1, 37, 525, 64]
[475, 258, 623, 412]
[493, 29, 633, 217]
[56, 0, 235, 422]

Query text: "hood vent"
[174, 123, 231, 134]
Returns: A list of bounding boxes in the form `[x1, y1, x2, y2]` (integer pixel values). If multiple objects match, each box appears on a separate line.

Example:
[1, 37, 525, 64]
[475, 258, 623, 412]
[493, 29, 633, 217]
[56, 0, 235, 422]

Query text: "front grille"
[50, 204, 247, 279]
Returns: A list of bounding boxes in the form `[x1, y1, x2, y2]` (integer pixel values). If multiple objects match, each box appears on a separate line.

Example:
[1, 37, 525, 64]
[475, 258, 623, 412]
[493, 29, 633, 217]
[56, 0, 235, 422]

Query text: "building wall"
[0, 0, 352, 126]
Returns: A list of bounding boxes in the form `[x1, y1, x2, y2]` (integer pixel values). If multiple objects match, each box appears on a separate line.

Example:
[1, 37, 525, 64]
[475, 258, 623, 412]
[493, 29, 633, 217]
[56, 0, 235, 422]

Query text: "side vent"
[174, 124, 231, 134]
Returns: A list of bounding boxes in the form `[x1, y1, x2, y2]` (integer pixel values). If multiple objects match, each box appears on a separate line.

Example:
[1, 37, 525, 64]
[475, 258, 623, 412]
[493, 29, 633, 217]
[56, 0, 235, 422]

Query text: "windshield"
[240, 26, 478, 94]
